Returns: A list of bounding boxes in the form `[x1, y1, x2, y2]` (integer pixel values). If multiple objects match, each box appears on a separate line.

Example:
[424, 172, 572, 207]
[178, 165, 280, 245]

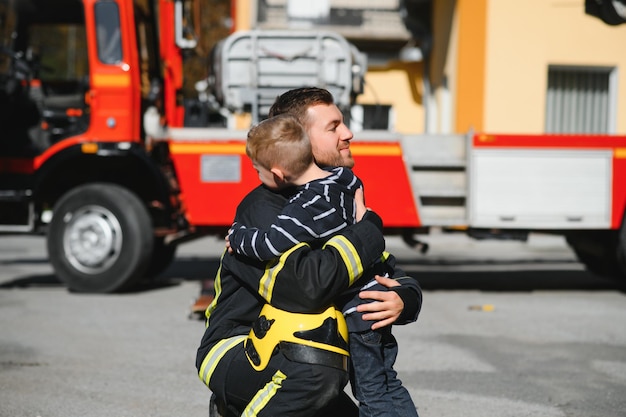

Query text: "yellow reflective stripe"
[380, 251, 391, 263]
[242, 370, 287, 417]
[198, 335, 247, 386]
[350, 143, 402, 156]
[169, 143, 246, 155]
[206, 250, 227, 323]
[258, 259, 280, 301]
[92, 73, 130, 87]
[258, 242, 308, 302]
[323, 235, 363, 285]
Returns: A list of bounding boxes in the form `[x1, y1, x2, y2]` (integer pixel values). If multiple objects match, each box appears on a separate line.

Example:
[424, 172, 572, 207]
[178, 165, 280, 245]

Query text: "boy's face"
[252, 161, 281, 190]
[305, 103, 354, 168]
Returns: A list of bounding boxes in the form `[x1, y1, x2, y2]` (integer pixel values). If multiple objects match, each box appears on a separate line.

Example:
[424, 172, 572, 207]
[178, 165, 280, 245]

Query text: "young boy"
[227, 113, 420, 417]
[226, 113, 365, 259]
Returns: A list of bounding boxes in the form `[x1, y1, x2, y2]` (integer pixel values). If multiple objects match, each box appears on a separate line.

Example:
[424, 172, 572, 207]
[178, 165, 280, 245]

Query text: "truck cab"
[0, 0, 187, 292]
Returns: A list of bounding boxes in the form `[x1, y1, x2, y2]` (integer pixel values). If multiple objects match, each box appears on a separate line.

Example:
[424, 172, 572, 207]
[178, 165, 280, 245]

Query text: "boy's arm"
[228, 197, 344, 261]
[227, 203, 312, 261]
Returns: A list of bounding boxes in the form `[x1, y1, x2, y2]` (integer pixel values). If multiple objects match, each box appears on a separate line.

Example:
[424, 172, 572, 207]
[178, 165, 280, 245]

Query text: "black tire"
[144, 237, 177, 278]
[617, 220, 626, 280]
[47, 183, 153, 293]
[566, 231, 622, 278]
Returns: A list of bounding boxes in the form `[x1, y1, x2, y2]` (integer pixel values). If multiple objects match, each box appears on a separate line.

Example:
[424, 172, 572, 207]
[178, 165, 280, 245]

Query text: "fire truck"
[1, 0, 625, 293]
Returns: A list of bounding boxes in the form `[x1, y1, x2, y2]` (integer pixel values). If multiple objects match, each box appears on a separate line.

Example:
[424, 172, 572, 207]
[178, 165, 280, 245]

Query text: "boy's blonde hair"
[246, 114, 314, 177]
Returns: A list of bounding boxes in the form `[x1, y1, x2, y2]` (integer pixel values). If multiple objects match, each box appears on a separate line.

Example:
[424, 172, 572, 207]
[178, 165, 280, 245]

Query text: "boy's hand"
[225, 230, 234, 254]
[355, 187, 368, 221]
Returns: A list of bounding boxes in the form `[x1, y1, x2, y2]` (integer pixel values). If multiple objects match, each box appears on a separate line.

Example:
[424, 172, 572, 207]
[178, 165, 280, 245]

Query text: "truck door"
[84, 0, 141, 142]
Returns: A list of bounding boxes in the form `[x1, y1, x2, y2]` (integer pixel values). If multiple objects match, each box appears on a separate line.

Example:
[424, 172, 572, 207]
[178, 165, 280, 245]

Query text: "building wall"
[358, 63, 426, 134]
[233, 0, 626, 135]
[483, 0, 626, 134]
[454, 0, 486, 133]
[234, 0, 253, 31]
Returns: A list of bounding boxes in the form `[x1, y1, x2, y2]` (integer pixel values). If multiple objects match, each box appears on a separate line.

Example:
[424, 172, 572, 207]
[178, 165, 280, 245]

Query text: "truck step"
[419, 206, 468, 226]
[0, 191, 34, 232]
[0, 189, 32, 202]
[401, 133, 467, 168]
[401, 134, 469, 224]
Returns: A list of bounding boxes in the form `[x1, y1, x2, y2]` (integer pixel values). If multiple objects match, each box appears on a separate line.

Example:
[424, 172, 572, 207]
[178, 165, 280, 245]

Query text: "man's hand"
[356, 275, 403, 330]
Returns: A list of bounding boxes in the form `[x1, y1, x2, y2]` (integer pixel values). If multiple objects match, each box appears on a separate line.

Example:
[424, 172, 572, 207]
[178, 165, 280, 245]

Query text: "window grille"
[545, 66, 616, 134]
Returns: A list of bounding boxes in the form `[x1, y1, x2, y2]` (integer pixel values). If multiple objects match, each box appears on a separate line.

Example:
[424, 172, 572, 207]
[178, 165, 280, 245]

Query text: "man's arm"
[357, 251, 422, 329]
[357, 275, 422, 330]
[224, 185, 407, 323]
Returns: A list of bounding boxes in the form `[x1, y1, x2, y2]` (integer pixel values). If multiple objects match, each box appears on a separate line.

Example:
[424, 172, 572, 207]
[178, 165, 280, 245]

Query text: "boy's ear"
[270, 167, 286, 183]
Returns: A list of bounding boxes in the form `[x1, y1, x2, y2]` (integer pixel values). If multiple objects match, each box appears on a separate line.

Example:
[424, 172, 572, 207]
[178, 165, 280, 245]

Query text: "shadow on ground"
[0, 256, 220, 292]
[2, 255, 625, 294]
[411, 268, 626, 292]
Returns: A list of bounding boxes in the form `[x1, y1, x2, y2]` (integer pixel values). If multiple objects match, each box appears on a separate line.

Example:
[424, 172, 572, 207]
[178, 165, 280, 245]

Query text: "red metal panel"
[351, 143, 421, 228]
[32, 136, 92, 169]
[473, 133, 626, 149]
[81, 0, 141, 142]
[612, 153, 626, 229]
[169, 140, 421, 228]
[0, 157, 35, 174]
[169, 141, 259, 226]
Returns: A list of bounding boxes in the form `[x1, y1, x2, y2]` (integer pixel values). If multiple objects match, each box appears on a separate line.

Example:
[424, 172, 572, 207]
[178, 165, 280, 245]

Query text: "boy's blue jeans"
[348, 327, 418, 417]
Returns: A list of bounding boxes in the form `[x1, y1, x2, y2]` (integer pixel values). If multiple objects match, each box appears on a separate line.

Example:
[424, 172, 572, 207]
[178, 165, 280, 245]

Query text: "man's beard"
[313, 148, 354, 168]
[314, 148, 355, 168]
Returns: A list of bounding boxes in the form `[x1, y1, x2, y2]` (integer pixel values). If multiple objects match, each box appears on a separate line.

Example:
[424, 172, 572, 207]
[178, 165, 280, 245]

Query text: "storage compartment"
[469, 149, 612, 229]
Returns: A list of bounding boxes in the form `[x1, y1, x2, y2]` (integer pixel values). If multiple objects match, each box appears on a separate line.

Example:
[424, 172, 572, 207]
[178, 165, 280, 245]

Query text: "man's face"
[305, 104, 354, 168]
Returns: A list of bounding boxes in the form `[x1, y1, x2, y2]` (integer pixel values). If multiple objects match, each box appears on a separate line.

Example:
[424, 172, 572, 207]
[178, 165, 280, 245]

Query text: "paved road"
[1, 232, 626, 417]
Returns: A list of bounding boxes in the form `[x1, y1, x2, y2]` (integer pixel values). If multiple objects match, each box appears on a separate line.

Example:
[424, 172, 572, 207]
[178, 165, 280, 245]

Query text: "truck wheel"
[566, 231, 622, 278]
[144, 237, 177, 278]
[47, 183, 153, 293]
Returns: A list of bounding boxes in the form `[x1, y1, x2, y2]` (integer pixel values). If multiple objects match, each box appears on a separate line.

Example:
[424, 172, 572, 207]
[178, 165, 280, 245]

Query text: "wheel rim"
[62, 205, 123, 274]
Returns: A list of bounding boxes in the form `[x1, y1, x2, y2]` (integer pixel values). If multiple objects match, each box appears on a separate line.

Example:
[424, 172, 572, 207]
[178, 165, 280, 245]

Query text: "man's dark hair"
[268, 87, 334, 127]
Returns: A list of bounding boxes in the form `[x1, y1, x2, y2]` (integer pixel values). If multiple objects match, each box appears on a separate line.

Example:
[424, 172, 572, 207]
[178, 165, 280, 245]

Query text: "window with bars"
[545, 66, 617, 134]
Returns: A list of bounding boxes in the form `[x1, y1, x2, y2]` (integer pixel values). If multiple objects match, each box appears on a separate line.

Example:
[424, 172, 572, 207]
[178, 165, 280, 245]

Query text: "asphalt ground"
[1, 231, 626, 417]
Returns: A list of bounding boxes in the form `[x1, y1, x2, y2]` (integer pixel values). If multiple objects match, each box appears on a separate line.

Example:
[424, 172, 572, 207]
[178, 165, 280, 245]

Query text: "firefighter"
[196, 88, 421, 416]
